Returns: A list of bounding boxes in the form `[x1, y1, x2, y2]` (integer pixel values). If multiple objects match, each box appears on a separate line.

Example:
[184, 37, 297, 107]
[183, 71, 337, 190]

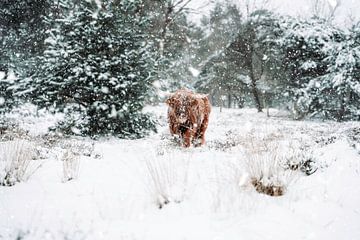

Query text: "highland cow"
[166, 89, 211, 147]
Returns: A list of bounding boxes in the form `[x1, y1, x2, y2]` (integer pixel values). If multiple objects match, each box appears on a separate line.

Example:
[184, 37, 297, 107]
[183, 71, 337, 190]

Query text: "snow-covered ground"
[1, 105, 360, 240]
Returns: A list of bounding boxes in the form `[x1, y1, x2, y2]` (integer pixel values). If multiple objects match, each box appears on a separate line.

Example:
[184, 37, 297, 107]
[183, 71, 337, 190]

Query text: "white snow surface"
[1, 105, 360, 240]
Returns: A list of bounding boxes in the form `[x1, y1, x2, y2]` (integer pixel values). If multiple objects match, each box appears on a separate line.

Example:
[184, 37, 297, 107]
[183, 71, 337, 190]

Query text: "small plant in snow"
[156, 133, 183, 155]
[283, 143, 318, 176]
[62, 149, 80, 182]
[144, 153, 190, 209]
[0, 121, 30, 142]
[245, 155, 289, 196]
[243, 140, 298, 196]
[347, 127, 360, 154]
[206, 130, 249, 151]
[60, 140, 94, 157]
[315, 135, 337, 146]
[0, 140, 38, 186]
[38, 132, 63, 148]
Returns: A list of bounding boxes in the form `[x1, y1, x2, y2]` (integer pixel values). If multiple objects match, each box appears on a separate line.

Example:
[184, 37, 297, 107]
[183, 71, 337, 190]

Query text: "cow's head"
[166, 94, 192, 124]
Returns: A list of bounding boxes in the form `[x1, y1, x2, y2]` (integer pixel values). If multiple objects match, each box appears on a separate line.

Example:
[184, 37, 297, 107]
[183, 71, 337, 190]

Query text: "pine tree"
[225, 10, 283, 111]
[145, 0, 203, 94]
[279, 17, 344, 119]
[19, 0, 156, 137]
[156, 14, 201, 92]
[195, 3, 244, 108]
[0, 0, 50, 113]
[297, 24, 360, 120]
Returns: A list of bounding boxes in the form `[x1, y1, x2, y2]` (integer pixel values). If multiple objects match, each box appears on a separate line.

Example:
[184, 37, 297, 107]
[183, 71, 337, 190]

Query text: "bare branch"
[172, 0, 192, 20]
[173, 0, 186, 9]
[327, 0, 341, 21]
[309, 0, 342, 22]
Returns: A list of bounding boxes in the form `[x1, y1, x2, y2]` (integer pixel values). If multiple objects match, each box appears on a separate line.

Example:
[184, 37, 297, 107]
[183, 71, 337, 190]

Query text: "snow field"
[0, 105, 360, 240]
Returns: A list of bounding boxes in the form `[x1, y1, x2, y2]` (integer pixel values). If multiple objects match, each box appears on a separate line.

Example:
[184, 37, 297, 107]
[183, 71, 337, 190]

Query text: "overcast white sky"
[187, 0, 360, 27]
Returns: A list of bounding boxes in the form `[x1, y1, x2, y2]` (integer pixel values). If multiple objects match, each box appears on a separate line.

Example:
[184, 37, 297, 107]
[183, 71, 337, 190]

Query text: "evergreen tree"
[19, 0, 156, 137]
[0, 0, 50, 76]
[223, 10, 283, 111]
[134, 0, 204, 96]
[158, 3, 203, 93]
[199, 2, 242, 57]
[0, 76, 15, 115]
[279, 17, 344, 118]
[156, 15, 202, 92]
[195, 3, 244, 108]
[0, 0, 50, 113]
[295, 24, 360, 120]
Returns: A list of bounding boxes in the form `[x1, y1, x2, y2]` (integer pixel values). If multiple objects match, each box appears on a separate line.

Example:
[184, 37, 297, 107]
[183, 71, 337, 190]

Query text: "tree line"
[0, 0, 359, 139]
[196, 3, 360, 121]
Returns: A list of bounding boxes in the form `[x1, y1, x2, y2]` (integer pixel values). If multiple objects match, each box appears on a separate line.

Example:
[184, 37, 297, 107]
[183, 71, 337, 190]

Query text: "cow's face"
[176, 104, 188, 124]
[166, 96, 189, 124]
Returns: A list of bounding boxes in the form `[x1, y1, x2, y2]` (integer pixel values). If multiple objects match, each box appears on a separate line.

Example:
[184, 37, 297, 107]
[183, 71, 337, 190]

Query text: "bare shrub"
[62, 149, 80, 182]
[156, 134, 182, 155]
[347, 127, 360, 154]
[243, 138, 299, 197]
[0, 122, 30, 142]
[38, 132, 63, 148]
[0, 140, 39, 186]
[208, 128, 284, 151]
[144, 153, 190, 209]
[207, 129, 249, 151]
[283, 143, 318, 176]
[245, 154, 288, 196]
[60, 140, 94, 157]
[315, 135, 337, 146]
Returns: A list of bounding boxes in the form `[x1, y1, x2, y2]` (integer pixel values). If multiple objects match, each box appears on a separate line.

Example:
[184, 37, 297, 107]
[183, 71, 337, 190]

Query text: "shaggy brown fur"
[166, 89, 211, 148]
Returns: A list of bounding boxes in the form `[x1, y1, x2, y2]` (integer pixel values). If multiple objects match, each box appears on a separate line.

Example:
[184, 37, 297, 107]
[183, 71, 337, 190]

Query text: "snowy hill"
[1, 105, 360, 240]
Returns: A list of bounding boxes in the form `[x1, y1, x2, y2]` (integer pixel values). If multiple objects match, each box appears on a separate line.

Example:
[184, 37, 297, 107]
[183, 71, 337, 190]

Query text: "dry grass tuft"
[62, 149, 80, 182]
[0, 140, 39, 186]
[242, 136, 299, 197]
[0, 124, 30, 142]
[144, 153, 190, 209]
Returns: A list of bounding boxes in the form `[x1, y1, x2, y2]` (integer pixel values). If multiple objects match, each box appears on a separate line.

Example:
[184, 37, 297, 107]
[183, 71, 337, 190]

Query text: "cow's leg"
[195, 131, 204, 146]
[168, 114, 177, 135]
[193, 127, 202, 147]
[198, 116, 209, 146]
[169, 122, 176, 135]
[183, 128, 194, 148]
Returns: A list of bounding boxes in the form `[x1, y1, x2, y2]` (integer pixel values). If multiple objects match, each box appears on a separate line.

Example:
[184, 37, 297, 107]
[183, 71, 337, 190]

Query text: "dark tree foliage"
[0, 0, 50, 71]
[18, 0, 157, 138]
[197, 8, 360, 121]
[0, 0, 51, 113]
[198, 9, 285, 111]
[294, 23, 360, 121]
[195, 3, 246, 108]
[278, 18, 354, 120]
[132, 0, 203, 95]
[280, 19, 336, 90]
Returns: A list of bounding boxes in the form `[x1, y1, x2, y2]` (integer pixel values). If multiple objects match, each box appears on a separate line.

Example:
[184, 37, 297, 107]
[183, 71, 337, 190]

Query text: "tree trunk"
[0, 66, 8, 79]
[249, 67, 262, 112]
[228, 93, 232, 108]
[247, 30, 262, 112]
[263, 92, 270, 117]
[159, 2, 173, 56]
[338, 90, 351, 121]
